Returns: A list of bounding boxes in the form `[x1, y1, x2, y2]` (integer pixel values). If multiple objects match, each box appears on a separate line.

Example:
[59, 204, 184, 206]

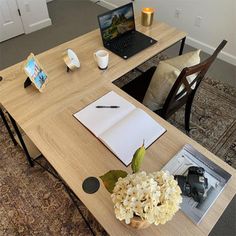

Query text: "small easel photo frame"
[23, 53, 48, 92]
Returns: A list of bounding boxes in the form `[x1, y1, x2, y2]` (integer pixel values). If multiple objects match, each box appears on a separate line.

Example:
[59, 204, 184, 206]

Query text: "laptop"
[97, 3, 157, 59]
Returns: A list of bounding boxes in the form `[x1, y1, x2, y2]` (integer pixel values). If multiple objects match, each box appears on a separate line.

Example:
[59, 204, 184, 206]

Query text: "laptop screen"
[98, 3, 135, 43]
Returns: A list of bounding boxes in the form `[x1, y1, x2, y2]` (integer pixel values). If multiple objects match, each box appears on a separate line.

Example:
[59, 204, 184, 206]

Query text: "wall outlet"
[195, 16, 203, 27]
[175, 8, 182, 18]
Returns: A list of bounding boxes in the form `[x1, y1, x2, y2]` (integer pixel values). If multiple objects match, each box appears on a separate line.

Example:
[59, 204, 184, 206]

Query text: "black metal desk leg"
[0, 108, 17, 146]
[179, 37, 186, 55]
[8, 114, 34, 167]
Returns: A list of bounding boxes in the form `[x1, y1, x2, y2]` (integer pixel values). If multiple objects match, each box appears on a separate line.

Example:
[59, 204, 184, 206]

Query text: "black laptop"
[97, 3, 157, 59]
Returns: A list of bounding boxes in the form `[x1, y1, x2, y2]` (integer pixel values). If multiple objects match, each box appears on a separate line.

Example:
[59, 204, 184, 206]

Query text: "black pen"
[96, 105, 120, 108]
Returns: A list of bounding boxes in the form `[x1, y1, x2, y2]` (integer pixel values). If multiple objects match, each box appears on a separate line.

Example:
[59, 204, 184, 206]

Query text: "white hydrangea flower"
[111, 171, 182, 225]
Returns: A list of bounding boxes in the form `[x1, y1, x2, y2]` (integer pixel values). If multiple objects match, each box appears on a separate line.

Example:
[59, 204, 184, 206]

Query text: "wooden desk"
[0, 19, 235, 235]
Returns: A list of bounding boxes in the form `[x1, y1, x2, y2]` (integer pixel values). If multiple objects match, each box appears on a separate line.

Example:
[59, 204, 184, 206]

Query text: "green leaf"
[100, 170, 128, 193]
[131, 145, 146, 173]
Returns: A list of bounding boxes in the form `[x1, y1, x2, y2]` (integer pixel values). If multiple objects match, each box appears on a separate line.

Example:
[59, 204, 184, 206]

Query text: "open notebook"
[73, 91, 166, 166]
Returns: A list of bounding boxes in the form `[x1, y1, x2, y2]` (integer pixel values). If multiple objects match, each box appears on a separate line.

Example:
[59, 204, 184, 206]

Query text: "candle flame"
[143, 7, 155, 13]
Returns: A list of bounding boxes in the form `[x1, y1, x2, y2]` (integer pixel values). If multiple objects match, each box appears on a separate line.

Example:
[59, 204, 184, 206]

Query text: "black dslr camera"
[175, 166, 208, 203]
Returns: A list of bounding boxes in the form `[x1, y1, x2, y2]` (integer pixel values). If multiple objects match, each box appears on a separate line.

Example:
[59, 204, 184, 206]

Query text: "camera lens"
[196, 167, 204, 175]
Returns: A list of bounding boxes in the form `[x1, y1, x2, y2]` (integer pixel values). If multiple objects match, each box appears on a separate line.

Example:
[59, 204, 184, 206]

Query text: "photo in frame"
[23, 53, 48, 92]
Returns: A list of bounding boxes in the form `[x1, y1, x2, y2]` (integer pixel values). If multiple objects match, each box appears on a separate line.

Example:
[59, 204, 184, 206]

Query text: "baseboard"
[186, 37, 236, 66]
[26, 18, 52, 34]
[90, 0, 117, 10]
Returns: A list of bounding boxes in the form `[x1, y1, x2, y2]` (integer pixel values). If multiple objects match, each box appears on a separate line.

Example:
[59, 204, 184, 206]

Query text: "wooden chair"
[121, 40, 227, 132]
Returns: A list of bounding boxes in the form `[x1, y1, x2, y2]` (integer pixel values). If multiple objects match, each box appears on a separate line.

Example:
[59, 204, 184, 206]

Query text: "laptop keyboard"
[105, 31, 157, 59]
[110, 33, 137, 52]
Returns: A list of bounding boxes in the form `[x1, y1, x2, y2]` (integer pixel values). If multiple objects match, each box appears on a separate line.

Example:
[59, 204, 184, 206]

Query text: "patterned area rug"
[0, 123, 106, 235]
[0, 55, 235, 235]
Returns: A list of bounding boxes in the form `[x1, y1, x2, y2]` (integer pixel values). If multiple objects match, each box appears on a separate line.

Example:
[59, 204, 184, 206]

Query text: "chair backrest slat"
[160, 40, 227, 118]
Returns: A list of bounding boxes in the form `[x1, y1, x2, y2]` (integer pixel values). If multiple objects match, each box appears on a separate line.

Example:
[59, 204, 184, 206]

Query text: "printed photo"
[24, 53, 48, 92]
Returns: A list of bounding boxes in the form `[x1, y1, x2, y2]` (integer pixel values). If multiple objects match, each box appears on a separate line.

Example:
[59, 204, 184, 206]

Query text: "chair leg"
[185, 105, 191, 133]
[0, 107, 17, 146]
[185, 95, 195, 133]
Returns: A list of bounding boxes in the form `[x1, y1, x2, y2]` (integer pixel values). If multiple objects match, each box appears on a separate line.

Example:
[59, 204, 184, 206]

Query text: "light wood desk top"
[0, 19, 235, 236]
[0, 20, 186, 131]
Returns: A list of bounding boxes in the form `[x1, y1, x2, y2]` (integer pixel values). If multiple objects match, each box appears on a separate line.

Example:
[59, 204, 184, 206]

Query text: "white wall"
[17, 0, 51, 34]
[96, 0, 236, 65]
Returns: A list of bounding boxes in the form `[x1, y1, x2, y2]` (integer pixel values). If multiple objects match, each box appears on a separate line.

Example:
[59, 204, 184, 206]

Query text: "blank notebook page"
[99, 109, 166, 166]
[74, 91, 135, 137]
